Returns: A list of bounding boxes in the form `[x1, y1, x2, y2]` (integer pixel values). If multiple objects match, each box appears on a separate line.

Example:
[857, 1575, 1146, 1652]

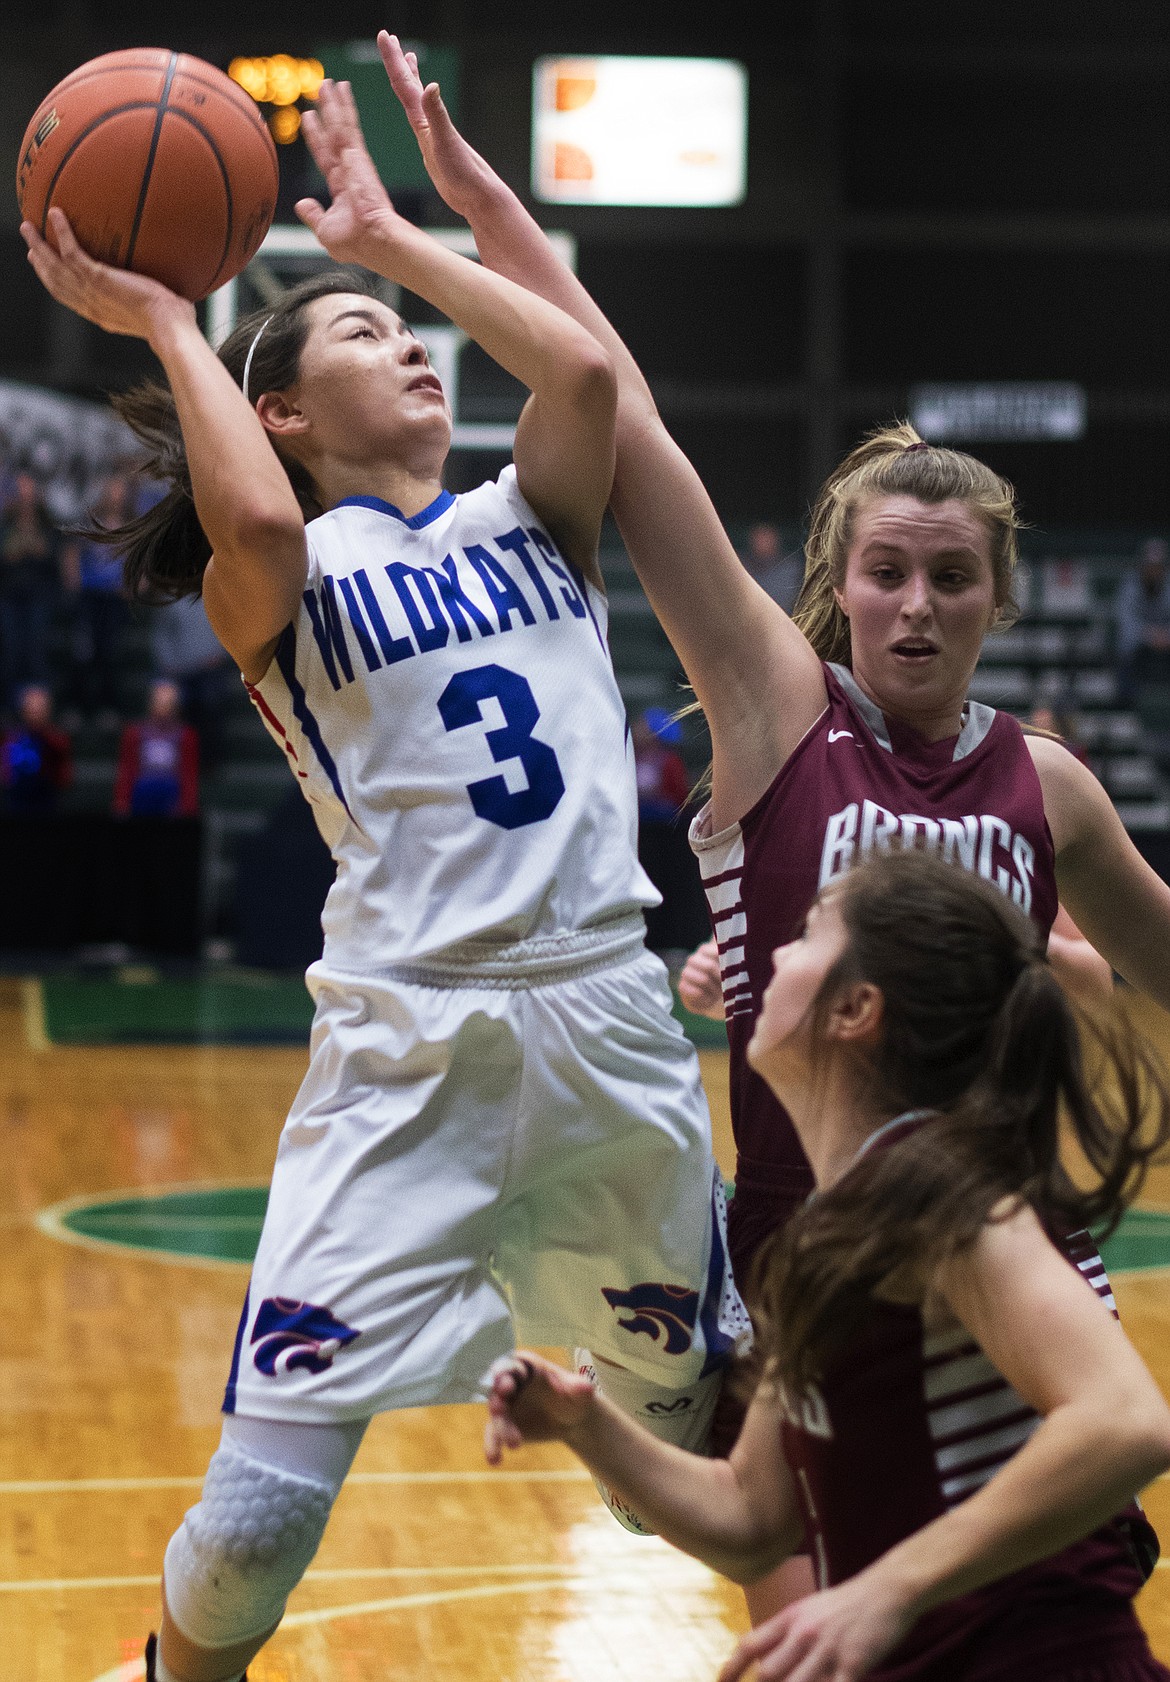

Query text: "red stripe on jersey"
[247, 682, 300, 761]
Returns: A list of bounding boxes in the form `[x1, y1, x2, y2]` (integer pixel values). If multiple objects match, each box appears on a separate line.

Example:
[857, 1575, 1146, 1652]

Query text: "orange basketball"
[16, 49, 279, 302]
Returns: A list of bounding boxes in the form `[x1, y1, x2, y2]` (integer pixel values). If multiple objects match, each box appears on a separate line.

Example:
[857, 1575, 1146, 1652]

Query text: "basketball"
[16, 48, 279, 302]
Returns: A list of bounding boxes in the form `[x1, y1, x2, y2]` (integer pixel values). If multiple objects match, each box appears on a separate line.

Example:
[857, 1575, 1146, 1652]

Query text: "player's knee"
[163, 1438, 334, 1649]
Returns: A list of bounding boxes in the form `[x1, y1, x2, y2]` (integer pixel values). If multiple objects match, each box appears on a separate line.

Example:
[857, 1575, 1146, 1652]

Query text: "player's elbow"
[1096, 1389, 1170, 1492]
[711, 1508, 801, 1586]
[563, 334, 617, 420]
[1125, 1399, 1170, 1487]
[718, 1529, 795, 1586]
[228, 501, 305, 557]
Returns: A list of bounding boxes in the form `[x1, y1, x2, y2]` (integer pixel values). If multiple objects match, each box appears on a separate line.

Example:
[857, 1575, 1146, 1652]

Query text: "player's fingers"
[313, 78, 343, 134]
[294, 197, 326, 234]
[22, 237, 68, 303]
[717, 1639, 757, 1682]
[377, 31, 407, 85]
[299, 110, 338, 178]
[487, 1353, 536, 1398]
[422, 82, 457, 141]
[317, 77, 353, 148]
[754, 1624, 824, 1682]
[44, 206, 90, 266]
[718, 1614, 800, 1682]
[19, 221, 55, 265]
[761, 1637, 835, 1682]
[381, 33, 417, 89]
[336, 79, 367, 145]
[383, 41, 430, 136]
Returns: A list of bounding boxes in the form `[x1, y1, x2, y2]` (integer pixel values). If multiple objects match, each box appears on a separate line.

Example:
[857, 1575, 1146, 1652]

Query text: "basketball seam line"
[125, 50, 179, 270]
[26, 61, 270, 150]
[200, 118, 238, 295]
[38, 101, 165, 243]
[39, 106, 241, 239]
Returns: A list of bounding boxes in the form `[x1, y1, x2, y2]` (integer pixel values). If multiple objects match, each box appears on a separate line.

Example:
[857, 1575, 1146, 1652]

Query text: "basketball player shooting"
[21, 64, 747, 1682]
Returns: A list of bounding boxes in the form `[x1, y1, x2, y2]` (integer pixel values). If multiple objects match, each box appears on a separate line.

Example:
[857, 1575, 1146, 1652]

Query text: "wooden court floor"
[4, 977, 1170, 1682]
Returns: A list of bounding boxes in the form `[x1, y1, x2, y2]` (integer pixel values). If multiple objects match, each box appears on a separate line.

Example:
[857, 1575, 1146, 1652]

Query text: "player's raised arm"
[298, 78, 615, 583]
[380, 32, 825, 820]
[20, 210, 307, 678]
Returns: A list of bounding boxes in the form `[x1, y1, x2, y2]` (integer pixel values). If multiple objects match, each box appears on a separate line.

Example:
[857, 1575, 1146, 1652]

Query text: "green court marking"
[41, 1185, 268, 1265]
[1098, 1209, 1170, 1276]
[38, 1185, 1170, 1275]
[38, 972, 724, 1051]
[40, 972, 315, 1046]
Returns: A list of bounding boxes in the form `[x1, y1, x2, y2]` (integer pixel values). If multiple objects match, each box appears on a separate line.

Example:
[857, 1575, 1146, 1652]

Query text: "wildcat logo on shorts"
[251, 1297, 360, 1377]
[600, 1282, 699, 1355]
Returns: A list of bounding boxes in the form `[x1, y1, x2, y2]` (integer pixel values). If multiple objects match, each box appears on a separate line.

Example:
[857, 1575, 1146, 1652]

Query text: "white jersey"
[248, 466, 657, 973]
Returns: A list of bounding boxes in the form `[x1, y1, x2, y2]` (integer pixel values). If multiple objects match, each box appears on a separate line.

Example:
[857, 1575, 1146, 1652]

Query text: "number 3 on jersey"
[438, 664, 566, 831]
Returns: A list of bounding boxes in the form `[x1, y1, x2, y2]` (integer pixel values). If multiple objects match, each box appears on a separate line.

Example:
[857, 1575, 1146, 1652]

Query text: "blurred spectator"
[62, 474, 132, 724]
[0, 683, 72, 813]
[739, 521, 803, 613]
[632, 707, 706, 954]
[151, 593, 234, 770]
[1115, 537, 1170, 706]
[0, 472, 64, 707]
[127, 464, 167, 517]
[113, 678, 199, 817]
[0, 432, 17, 514]
[633, 705, 691, 822]
[1027, 702, 1090, 766]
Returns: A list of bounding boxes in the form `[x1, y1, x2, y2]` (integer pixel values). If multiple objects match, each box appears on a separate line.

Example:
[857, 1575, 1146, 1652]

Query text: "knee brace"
[164, 1438, 334, 1649]
[573, 1348, 722, 1536]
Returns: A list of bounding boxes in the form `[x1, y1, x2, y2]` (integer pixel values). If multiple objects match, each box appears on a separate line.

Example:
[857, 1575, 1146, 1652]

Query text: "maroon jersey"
[690, 663, 1060, 1250]
[778, 1120, 1162, 1681]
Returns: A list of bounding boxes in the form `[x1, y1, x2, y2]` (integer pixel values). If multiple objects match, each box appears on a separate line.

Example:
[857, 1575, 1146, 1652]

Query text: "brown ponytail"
[98, 268, 378, 600]
[753, 851, 1170, 1394]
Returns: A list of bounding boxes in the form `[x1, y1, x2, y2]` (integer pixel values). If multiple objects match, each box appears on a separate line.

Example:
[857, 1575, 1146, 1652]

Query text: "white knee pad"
[573, 1348, 722, 1536]
[164, 1438, 334, 1649]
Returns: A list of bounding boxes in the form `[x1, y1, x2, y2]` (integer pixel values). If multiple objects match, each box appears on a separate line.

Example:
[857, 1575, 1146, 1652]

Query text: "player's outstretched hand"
[717, 1571, 915, 1682]
[379, 30, 498, 219]
[20, 209, 194, 343]
[297, 79, 403, 266]
[677, 939, 726, 1021]
[484, 1352, 595, 1465]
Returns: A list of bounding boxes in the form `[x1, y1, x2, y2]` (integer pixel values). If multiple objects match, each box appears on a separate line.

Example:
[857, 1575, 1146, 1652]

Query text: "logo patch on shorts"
[600, 1283, 699, 1355]
[251, 1297, 360, 1377]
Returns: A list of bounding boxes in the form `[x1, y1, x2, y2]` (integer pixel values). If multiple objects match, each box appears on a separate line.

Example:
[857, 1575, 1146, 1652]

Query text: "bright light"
[532, 55, 747, 206]
[269, 106, 303, 144]
[228, 56, 325, 108]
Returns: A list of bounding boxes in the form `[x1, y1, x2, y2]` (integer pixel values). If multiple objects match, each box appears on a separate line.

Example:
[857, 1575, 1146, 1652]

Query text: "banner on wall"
[0, 378, 136, 522]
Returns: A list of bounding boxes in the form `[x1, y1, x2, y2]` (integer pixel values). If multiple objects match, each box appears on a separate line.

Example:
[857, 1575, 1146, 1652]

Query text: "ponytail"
[95, 267, 376, 600]
[107, 382, 209, 599]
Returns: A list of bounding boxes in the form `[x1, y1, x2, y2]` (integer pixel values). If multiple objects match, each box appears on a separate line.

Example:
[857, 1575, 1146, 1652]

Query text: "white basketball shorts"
[224, 923, 749, 1423]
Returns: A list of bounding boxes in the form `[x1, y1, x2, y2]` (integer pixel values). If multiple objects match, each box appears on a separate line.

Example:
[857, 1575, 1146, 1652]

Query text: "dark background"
[6, 0, 1170, 534]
